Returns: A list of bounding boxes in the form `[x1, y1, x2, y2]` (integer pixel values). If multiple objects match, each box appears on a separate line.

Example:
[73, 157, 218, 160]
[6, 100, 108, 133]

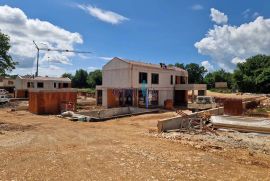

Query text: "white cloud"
[231, 57, 246, 65]
[191, 4, 203, 11]
[210, 8, 228, 24]
[201, 61, 214, 72]
[13, 65, 66, 77]
[77, 4, 129, 25]
[98, 56, 113, 61]
[88, 66, 100, 71]
[242, 9, 250, 19]
[0, 5, 83, 75]
[195, 16, 270, 71]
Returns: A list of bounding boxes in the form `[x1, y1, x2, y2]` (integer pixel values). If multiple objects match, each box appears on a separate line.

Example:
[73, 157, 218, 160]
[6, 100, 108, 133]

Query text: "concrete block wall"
[29, 90, 77, 115]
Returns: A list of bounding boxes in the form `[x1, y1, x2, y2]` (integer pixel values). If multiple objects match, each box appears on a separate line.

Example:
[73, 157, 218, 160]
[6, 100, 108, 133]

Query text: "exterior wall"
[0, 78, 15, 87]
[102, 89, 108, 108]
[158, 89, 174, 106]
[131, 65, 187, 89]
[16, 79, 71, 90]
[15, 77, 71, 98]
[16, 89, 28, 98]
[99, 58, 193, 108]
[29, 90, 77, 115]
[215, 82, 228, 88]
[102, 58, 189, 89]
[107, 89, 120, 108]
[102, 58, 131, 88]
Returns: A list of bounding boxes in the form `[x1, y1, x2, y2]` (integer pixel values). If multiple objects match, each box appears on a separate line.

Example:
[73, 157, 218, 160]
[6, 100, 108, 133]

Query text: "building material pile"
[157, 107, 224, 133]
[173, 110, 218, 135]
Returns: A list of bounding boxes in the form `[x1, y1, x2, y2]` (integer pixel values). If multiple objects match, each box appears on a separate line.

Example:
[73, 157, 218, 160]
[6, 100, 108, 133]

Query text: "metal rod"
[35, 49, 39, 77]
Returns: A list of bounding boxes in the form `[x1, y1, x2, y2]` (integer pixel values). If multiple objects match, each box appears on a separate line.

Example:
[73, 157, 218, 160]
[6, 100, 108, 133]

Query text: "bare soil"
[0, 109, 270, 180]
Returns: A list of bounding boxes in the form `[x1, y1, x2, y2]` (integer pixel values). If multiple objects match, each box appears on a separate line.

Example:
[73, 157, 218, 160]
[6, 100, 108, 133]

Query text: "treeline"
[62, 69, 102, 89]
[172, 55, 270, 93]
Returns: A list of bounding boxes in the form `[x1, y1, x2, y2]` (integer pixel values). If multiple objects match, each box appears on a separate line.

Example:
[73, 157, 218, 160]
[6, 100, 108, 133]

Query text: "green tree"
[0, 32, 17, 75]
[233, 54, 270, 93]
[61, 73, 73, 80]
[204, 69, 233, 89]
[87, 70, 102, 88]
[185, 63, 207, 83]
[174, 63, 185, 69]
[72, 69, 89, 88]
[172, 62, 206, 83]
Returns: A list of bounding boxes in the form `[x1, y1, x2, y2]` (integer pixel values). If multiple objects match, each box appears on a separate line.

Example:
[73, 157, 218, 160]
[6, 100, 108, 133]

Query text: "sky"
[0, 0, 270, 76]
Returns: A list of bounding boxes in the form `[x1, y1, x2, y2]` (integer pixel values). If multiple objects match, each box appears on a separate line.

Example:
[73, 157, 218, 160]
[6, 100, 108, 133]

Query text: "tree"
[87, 70, 102, 88]
[204, 69, 233, 89]
[0, 32, 17, 76]
[185, 63, 207, 83]
[61, 73, 73, 80]
[233, 54, 270, 93]
[174, 63, 185, 69]
[172, 62, 206, 83]
[72, 69, 89, 88]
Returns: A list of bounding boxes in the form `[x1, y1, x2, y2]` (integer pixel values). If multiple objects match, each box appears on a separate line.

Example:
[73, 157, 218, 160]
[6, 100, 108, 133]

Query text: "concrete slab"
[211, 115, 270, 134]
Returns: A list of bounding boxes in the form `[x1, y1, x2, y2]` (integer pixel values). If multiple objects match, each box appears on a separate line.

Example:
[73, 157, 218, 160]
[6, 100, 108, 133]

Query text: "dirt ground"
[0, 109, 270, 180]
[206, 90, 261, 100]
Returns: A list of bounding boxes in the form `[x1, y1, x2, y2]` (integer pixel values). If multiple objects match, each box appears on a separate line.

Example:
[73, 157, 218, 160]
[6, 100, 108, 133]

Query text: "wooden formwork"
[29, 89, 77, 115]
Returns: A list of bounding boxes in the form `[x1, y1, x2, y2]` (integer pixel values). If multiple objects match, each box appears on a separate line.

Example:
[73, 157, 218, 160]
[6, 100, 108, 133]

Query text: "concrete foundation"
[79, 107, 159, 121]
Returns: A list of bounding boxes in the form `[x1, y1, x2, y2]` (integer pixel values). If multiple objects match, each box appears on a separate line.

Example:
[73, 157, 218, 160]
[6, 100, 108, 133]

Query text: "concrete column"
[192, 90, 195, 103]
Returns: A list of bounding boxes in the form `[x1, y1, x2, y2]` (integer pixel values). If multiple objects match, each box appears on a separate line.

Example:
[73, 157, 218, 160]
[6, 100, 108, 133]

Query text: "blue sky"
[1, 0, 270, 76]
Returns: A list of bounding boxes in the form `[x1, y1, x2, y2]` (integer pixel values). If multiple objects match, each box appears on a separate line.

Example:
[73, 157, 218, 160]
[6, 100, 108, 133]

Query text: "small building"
[96, 57, 207, 108]
[15, 76, 72, 98]
[215, 82, 228, 89]
[0, 76, 15, 93]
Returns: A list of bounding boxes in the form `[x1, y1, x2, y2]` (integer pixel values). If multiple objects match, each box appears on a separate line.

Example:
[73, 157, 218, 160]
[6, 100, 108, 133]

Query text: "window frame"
[151, 73, 159, 84]
[139, 72, 148, 84]
[37, 82, 44, 88]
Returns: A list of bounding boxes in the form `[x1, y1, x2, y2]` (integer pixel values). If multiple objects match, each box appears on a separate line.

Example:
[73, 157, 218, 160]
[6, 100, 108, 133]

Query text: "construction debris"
[175, 110, 218, 135]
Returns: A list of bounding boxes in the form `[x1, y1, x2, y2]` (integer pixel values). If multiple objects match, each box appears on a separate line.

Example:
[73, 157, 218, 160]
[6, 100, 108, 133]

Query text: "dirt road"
[0, 109, 269, 180]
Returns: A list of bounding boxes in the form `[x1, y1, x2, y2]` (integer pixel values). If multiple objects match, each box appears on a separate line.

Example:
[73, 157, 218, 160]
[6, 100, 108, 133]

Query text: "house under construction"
[96, 57, 207, 108]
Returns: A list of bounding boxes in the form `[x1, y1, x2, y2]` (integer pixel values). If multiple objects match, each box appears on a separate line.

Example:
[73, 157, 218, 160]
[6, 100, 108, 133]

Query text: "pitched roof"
[113, 57, 187, 74]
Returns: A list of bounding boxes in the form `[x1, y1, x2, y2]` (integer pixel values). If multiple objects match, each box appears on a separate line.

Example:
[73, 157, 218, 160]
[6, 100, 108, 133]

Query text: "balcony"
[175, 84, 207, 90]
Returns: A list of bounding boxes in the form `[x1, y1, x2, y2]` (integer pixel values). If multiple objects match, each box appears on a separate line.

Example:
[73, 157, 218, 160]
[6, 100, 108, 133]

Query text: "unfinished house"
[96, 57, 206, 108]
[15, 76, 76, 114]
[15, 76, 72, 98]
[0, 76, 15, 93]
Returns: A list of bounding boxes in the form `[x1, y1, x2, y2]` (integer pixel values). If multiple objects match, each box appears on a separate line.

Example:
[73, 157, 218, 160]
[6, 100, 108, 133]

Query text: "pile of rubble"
[174, 110, 218, 135]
